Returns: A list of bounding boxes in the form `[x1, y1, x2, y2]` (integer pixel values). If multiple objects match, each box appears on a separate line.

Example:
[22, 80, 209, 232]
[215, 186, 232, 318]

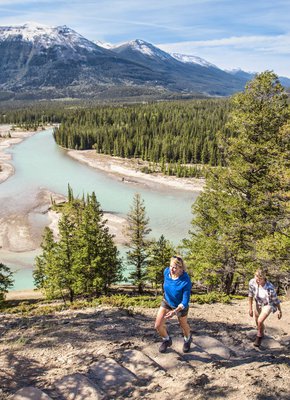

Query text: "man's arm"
[249, 296, 254, 317]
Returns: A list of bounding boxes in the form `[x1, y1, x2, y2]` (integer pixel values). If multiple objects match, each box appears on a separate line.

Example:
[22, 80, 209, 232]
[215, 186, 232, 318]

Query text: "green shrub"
[191, 292, 232, 304]
[93, 294, 162, 308]
[1, 291, 245, 316]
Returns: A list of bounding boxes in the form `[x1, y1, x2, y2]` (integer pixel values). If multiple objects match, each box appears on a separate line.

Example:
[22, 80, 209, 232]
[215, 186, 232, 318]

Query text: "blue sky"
[1, 0, 290, 77]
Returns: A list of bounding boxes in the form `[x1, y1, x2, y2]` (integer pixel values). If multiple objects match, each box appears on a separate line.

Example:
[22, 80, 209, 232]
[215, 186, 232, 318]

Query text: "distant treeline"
[0, 103, 63, 126]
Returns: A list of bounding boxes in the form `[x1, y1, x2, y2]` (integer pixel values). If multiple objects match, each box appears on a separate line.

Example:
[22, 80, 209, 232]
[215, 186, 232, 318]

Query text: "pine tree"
[0, 263, 14, 302]
[147, 235, 175, 295]
[75, 192, 122, 295]
[33, 227, 66, 300]
[184, 72, 290, 294]
[125, 193, 151, 293]
[56, 212, 79, 302]
[34, 188, 122, 301]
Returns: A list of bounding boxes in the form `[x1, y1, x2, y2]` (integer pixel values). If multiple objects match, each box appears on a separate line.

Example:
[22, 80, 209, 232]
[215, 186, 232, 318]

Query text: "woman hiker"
[248, 268, 282, 347]
[154, 255, 192, 353]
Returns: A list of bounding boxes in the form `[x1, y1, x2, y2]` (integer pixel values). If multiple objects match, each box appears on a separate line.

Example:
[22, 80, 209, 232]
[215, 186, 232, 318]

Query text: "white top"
[256, 285, 269, 306]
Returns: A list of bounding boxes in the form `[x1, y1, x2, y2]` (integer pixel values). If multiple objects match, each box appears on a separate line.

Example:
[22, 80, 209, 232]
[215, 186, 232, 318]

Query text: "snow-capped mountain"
[0, 23, 167, 99]
[170, 53, 217, 68]
[0, 22, 103, 53]
[113, 39, 173, 61]
[94, 40, 113, 49]
[111, 39, 247, 94]
[226, 68, 255, 80]
[0, 23, 248, 100]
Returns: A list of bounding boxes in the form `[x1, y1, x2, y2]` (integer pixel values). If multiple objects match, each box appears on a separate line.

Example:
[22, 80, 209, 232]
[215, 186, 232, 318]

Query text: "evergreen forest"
[0, 99, 232, 178]
[184, 72, 290, 295]
[33, 187, 122, 303]
[53, 100, 231, 176]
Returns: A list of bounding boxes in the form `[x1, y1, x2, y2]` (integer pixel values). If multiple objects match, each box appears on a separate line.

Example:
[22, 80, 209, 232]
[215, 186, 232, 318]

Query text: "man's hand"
[249, 309, 253, 317]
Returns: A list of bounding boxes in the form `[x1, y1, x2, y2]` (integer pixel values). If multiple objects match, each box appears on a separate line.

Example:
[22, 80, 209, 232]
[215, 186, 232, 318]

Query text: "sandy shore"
[48, 208, 128, 246]
[67, 149, 205, 192]
[0, 187, 67, 252]
[0, 188, 127, 253]
[5, 288, 44, 301]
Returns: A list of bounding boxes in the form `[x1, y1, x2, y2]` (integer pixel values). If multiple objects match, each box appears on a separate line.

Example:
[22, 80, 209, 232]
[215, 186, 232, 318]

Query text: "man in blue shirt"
[154, 255, 192, 353]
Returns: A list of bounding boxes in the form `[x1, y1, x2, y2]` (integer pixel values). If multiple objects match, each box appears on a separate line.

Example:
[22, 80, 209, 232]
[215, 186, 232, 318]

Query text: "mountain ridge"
[0, 23, 288, 101]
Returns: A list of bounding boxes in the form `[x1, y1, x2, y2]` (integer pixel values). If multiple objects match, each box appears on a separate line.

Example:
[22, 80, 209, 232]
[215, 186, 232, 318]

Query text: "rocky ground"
[1, 299, 290, 400]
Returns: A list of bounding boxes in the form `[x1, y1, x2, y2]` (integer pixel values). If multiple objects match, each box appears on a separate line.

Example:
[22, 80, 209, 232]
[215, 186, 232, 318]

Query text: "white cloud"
[0, 0, 51, 4]
[159, 33, 290, 55]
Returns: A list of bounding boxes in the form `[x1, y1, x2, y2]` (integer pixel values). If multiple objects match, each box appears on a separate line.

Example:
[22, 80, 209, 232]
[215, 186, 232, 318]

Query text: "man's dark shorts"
[161, 298, 189, 317]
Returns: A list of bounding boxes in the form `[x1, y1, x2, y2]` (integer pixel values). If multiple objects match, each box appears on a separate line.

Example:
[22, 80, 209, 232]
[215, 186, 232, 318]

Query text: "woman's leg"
[178, 315, 191, 338]
[155, 306, 170, 338]
[254, 305, 261, 332]
[256, 305, 272, 337]
[178, 315, 192, 352]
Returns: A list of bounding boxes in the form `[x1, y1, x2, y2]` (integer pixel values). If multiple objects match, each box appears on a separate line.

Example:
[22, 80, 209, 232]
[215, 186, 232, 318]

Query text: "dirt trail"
[1, 299, 289, 399]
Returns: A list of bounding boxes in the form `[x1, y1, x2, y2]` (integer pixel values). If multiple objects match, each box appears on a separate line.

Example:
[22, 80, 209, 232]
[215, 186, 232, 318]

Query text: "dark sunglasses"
[172, 255, 182, 262]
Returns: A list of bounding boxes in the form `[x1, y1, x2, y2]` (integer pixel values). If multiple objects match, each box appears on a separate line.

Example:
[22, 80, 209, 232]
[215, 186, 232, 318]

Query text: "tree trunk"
[69, 288, 74, 303]
[223, 272, 234, 295]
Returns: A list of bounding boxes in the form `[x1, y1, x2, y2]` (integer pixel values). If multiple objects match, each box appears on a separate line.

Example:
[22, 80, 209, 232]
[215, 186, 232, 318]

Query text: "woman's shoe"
[183, 335, 192, 353]
[253, 336, 262, 347]
[159, 337, 172, 353]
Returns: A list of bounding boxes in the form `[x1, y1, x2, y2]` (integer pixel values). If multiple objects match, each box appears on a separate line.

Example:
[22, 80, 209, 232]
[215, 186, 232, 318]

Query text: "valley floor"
[1, 299, 290, 400]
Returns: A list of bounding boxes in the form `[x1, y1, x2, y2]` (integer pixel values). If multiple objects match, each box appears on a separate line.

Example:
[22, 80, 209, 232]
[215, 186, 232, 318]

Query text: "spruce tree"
[184, 72, 290, 294]
[33, 227, 58, 299]
[125, 193, 151, 293]
[55, 212, 78, 302]
[34, 188, 122, 301]
[75, 192, 122, 295]
[0, 263, 14, 302]
[147, 235, 175, 295]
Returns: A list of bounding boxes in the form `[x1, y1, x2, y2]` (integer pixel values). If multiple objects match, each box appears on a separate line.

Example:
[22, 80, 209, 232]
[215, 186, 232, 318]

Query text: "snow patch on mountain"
[116, 39, 173, 60]
[171, 53, 217, 68]
[225, 68, 256, 76]
[0, 23, 101, 53]
[95, 40, 113, 49]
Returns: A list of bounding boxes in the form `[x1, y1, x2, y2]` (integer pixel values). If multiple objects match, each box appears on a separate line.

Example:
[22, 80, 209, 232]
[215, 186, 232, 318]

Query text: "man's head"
[255, 268, 267, 285]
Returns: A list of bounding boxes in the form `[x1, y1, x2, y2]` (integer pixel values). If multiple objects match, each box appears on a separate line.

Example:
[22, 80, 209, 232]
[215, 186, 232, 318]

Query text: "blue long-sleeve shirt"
[163, 267, 192, 309]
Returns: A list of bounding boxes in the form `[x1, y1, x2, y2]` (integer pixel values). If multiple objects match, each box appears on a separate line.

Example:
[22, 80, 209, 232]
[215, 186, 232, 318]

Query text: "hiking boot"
[183, 335, 192, 353]
[159, 337, 172, 353]
[253, 336, 262, 347]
